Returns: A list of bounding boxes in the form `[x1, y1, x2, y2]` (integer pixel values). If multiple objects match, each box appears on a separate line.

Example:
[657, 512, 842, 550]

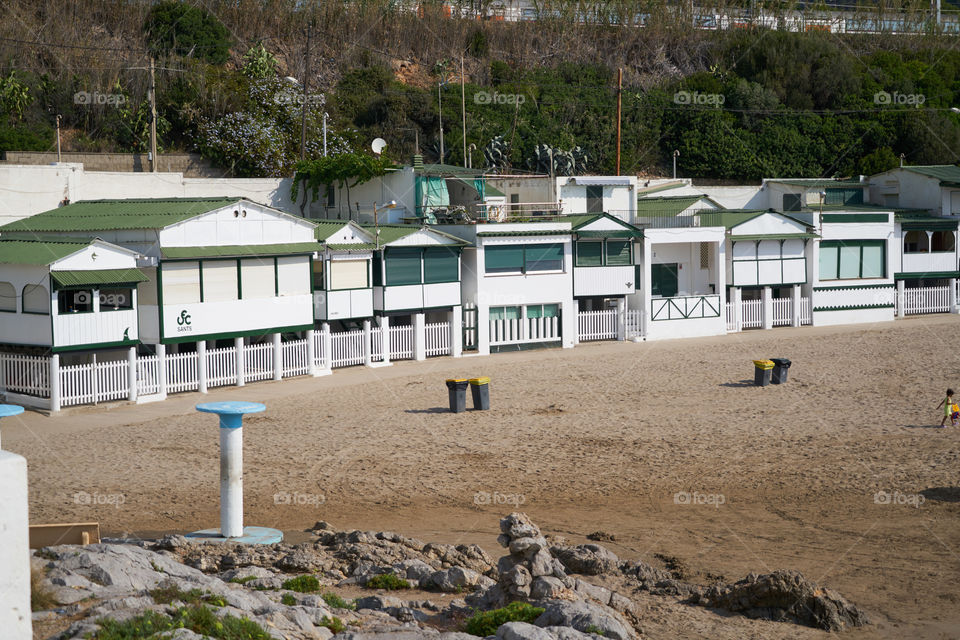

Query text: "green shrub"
[280, 593, 297, 606]
[319, 616, 346, 633]
[228, 576, 258, 585]
[205, 594, 228, 607]
[322, 592, 356, 610]
[365, 573, 411, 590]
[148, 582, 204, 605]
[464, 602, 546, 637]
[170, 604, 272, 639]
[144, 1, 231, 64]
[281, 575, 320, 593]
[92, 610, 175, 639]
[30, 566, 56, 612]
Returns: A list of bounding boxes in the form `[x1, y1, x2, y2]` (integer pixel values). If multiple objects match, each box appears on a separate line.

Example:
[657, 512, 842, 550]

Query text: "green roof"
[0, 238, 97, 265]
[898, 216, 959, 231]
[50, 268, 148, 288]
[730, 233, 818, 241]
[477, 229, 571, 237]
[635, 182, 687, 196]
[696, 211, 765, 229]
[564, 213, 643, 237]
[0, 197, 242, 233]
[161, 242, 319, 259]
[902, 165, 960, 185]
[314, 221, 349, 241]
[635, 196, 707, 217]
[324, 243, 376, 251]
[767, 179, 865, 188]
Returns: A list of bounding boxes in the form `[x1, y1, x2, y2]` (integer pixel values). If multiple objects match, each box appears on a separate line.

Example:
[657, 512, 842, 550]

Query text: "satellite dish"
[371, 138, 387, 155]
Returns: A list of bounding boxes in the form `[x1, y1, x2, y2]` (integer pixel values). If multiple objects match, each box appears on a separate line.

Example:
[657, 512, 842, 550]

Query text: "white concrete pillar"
[616, 298, 627, 341]
[220, 422, 243, 538]
[197, 341, 208, 394]
[761, 286, 773, 330]
[413, 313, 426, 361]
[896, 280, 906, 317]
[477, 304, 491, 356]
[156, 344, 168, 399]
[449, 306, 463, 358]
[0, 450, 32, 639]
[950, 278, 958, 313]
[732, 288, 743, 333]
[272, 333, 282, 381]
[49, 353, 61, 413]
[127, 347, 137, 402]
[379, 315, 391, 365]
[321, 323, 332, 372]
[306, 329, 316, 374]
[234, 337, 245, 387]
[572, 299, 580, 345]
[561, 301, 576, 349]
[791, 284, 802, 327]
[363, 319, 373, 366]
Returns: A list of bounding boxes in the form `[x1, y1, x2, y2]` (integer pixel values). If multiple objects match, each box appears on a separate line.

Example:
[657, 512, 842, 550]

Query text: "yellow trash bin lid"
[469, 377, 490, 385]
[446, 378, 468, 383]
[753, 359, 774, 369]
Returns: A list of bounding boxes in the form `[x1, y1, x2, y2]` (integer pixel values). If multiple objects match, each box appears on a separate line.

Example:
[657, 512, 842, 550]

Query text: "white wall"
[557, 178, 637, 219]
[159, 202, 315, 248]
[868, 169, 940, 211]
[52, 243, 136, 270]
[315, 168, 416, 223]
[0, 450, 32, 640]
[696, 184, 765, 209]
[0, 264, 51, 346]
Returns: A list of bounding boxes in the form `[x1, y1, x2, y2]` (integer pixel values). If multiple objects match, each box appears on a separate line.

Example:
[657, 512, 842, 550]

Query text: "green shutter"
[385, 248, 422, 285]
[605, 240, 632, 265]
[576, 241, 603, 266]
[423, 247, 459, 283]
[372, 253, 383, 286]
[819, 244, 839, 280]
[485, 245, 524, 273]
[525, 243, 564, 271]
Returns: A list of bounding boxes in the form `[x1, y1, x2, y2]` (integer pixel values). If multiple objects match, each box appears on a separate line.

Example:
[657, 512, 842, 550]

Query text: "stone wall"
[2, 152, 226, 178]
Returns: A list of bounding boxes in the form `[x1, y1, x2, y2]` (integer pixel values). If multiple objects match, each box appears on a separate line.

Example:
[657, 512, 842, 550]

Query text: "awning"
[478, 230, 571, 237]
[730, 233, 818, 241]
[901, 219, 958, 231]
[161, 242, 320, 259]
[576, 229, 643, 238]
[566, 177, 633, 186]
[51, 268, 148, 288]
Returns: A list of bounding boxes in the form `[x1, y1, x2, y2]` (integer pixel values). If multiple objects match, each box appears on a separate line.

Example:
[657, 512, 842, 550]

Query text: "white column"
[321, 323, 332, 372]
[572, 299, 580, 345]
[156, 344, 168, 399]
[234, 337, 245, 387]
[449, 306, 463, 358]
[49, 353, 61, 413]
[561, 301, 576, 348]
[197, 341, 208, 394]
[379, 315, 391, 365]
[733, 287, 743, 333]
[272, 333, 282, 381]
[219, 425, 243, 538]
[0, 451, 32, 639]
[413, 313, 426, 361]
[616, 298, 626, 341]
[761, 286, 773, 330]
[306, 329, 316, 375]
[790, 284, 802, 327]
[363, 319, 373, 366]
[950, 278, 958, 313]
[127, 347, 137, 402]
[477, 304, 491, 356]
[896, 280, 906, 317]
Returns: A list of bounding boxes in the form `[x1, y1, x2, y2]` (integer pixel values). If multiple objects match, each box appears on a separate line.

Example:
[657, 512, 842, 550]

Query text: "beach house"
[312, 221, 375, 327]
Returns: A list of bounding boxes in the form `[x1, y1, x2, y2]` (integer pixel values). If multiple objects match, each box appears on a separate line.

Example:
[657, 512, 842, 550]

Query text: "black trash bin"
[469, 377, 490, 410]
[445, 378, 468, 413]
[753, 360, 773, 387]
[771, 358, 792, 384]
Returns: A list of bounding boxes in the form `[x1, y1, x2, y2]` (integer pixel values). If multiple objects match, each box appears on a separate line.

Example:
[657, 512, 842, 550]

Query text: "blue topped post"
[188, 401, 280, 544]
[0, 404, 25, 450]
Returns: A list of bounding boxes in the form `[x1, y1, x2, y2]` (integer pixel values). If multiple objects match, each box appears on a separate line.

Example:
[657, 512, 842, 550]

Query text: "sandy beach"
[6, 316, 960, 638]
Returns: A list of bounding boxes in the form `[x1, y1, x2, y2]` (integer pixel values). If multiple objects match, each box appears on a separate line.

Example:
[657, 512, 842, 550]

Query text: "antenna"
[371, 138, 387, 155]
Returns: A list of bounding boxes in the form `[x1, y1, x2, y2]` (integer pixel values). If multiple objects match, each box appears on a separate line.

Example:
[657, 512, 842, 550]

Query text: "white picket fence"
[425, 321, 451, 356]
[206, 346, 238, 388]
[904, 285, 951, 315]
[330, 329, 365, 367]
[578, 309, 617, 341]
[727, 296, 812, 331]
[282, 339, 310, 377]
[244, 342, 274, 383]
[741, 299, 763, 329]
[61, 358, 130, 407]
[390, 325, 415, 360]
[800, 297, 812, 325]
[725, 303, 737, 331]
[137, 355, 160, 396]
[0, 352, 50, 397]
[166, 351, 200, 394]
[626, 310, 644, 338]
[772, 298, 793, 327]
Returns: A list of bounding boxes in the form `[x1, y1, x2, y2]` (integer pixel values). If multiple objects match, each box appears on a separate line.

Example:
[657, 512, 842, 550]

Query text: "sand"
[5, 315, 960, 639]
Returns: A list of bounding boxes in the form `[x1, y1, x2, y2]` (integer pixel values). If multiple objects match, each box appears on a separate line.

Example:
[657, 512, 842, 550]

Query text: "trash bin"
[469, 377, 490, 410]
[445, 378, 469, 413]
[770, 358, 792, 384]
[753, 360, 774, 387]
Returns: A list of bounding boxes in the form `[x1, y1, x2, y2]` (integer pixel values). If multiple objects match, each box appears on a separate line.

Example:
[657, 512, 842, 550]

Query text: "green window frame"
[490, 305, 521, 320]
[385, 248, 423, 285]
[824, 187, 864, 206]
[423, 247, 459, 283]
[819, 240, 886, 280]
[57, 288, 94, 314]
[526, 303, 560, 318]
[575, 240, 632, 266]
[605, 240, 632, 265]
[485, 245, 525, 274]
[575, 241, 604, 266]
[524, 243, 564, 272]
[486, 243, 565, 273]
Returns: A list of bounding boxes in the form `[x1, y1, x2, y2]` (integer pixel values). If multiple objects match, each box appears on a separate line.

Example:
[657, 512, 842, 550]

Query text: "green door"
[651, 263, 678, 297]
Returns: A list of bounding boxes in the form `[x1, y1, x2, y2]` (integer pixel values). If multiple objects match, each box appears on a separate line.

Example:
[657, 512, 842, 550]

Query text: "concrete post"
[0, 450, 32, 639]
[363, 319, 373, 366]
[234, 337, 245, 387]
[197, 341, 208, 394]
[761, 286, 773, 330]
[49, 353, 61, 413]
[950, 278, 958, 313]
[896, 280, 906, 317]
[616, 298, 627, 341]
[449, 306, 463, 358]
[321, 323, 332, 372]
[732, 288, 743, 333]
[573, 299, 580, 345]
[156, 344, 168, 399]
[477, 304, 491, 356]
[272, 333, 282, 381]
[306, 329, 316, 375]
[379, 315, 391, 365]
[127, 347, 137, 402]
[791, 284, 802, 327]
[413, 313, 426, 361]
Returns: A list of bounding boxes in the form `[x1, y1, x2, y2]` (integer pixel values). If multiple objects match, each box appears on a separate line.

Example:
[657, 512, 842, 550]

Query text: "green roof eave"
[768, 179, 865, 188]
[730, 233, 819, 241]
[0, 239, 95, 265]
[477, 230, 572, 237]
[576, 229, 642, 238]
[895, 270, 960, 280]
[161, 242, 319, 259]
[50, 267, 148, 288]
[324, 243, 376, 251]
[898, 217, 959, 231]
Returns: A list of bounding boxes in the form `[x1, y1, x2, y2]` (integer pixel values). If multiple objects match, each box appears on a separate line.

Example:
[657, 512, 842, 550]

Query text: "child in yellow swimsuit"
[937, 389, 957, 428]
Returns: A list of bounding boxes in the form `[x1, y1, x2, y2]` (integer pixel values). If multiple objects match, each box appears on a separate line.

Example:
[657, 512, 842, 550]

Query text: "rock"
[621, 560, 670, 587]
[528, 550, 554, 578]
[394, 559, 435, 582]
[502, 564, 532, 598]
[551, 545, 619, 576]
[465, 584, 507, 610]
[697, 570, 868, 631]
[545, 627, 606, 640]
[649, 579, 699, 598]
[356, 595, 404, 610]
[221, 566, 275, 581]
[535, 600, 636, 640]
[508, 536, 548, 556]
[158, 629, 214, 640]
[384, 606, 429, 623]
[500, 513, 542, 541]
[572, 579, 611, 605]
[497, 620, 555, 640]
[49, 543, 208, 592]
[530, 576, 566, 600]
[608, 593, 637, 617]
[426, 566, 483, 592]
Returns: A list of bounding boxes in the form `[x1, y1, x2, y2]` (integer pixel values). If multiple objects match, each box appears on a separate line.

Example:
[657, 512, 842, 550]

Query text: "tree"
[144, 1, 232, 64]
[292, 153, 395, 219]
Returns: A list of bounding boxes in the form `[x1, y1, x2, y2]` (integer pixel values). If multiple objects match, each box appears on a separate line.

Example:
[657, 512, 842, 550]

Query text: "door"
[651, 263, 679, 297]
[462, 303, 478, 351]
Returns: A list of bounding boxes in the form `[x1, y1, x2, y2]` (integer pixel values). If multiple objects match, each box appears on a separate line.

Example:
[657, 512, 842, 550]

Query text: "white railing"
[578, 309, 617, 341]
[800, 297, 812, 325]
[331, 329, 365, 367]
[370, 326, 384, 362]
[206, 346, 238, 388]
[528, 316, 561, 343]
[312, 331, 327, 370]
[626, 309, 644, 338]
[244, 342, 274, 382]
[95, 359, 129, 402]
[904, 285, 951, 315]
[490, 318, 523, 345]
[282, 339, 310, 377]
[137, 354, 160, 396]
[166, 351, 199, 394]
[59, 362, 94, 407]
[0, 352, 50, 398]
[741, 299, 763, 329]
[60, 359, 129, 407]
[425, 322, 451, 356]
[772, 298, 793, 327]
[390, 325, 415, 360]
[725, 302, 737, 331]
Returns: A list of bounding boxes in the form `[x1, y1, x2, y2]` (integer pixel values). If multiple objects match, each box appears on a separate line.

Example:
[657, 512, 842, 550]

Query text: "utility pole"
[438, 79, 445, 163]
[300, 22, 312, 162]
[149, 56, 158, 172]
[461, 56, 467, 168]
[615, 67, 622, 175]
[55, 114, 62, 163]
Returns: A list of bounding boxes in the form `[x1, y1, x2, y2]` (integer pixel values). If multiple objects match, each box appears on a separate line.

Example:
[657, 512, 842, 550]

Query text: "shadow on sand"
[404, 407, 451, 414]
[920, 487, 960, 503]
[719, 379, 757, 388]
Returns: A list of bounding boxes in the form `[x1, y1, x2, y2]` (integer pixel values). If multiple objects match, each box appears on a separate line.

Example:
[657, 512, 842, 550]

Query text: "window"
[651, 263, 678, 297]
[576, 240, 631, 266]
[782, 193, 802, 211]
[162, 261, 201, 304]
[932, 231, 956, 252]
[485, 245, 525, 273]
[22, 284, 49, 314]
[586, 185, 603, 213]
[57, 289, 92, 314]
[490, 306, 521, 320]
[423, 247, 459, 283]
[699, 242, 710, 269]
[329, 259, 368, 290]
[486, 243, 564, 274]
[277, 256, 311, 295]
[576, 241, 603, 266]
[326, 185, 335, 207]
[526, 304, 559, 318]
[904, 230, 929, 253]
[203, 260, 239, 302]
[240, 258, 275, 299]
[0, 281, 15, 312]
[819, 241, 885, 280]
[824, 188, 864, 206]
[385, 248, 422, 285]
[99, 287, 133, 311]
[312, 260, 325, 289]
[524, 243, 563, 271]
[606, 240, 632, 265]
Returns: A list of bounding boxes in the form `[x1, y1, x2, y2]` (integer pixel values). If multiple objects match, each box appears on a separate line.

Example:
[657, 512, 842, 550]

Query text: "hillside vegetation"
[1, 0, 958, 179]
